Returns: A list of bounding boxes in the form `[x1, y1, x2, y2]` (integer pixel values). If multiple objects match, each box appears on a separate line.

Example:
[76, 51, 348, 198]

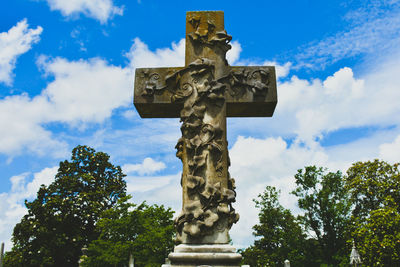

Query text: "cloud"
[0, 19, 42, 85]
[127, 38, 185, 68]
[0, 93, 69, 157]
[126, 173, 178, 193]
[296, 1, 400, 67]
[44, 0, 123, 23]
[0, 56, 131, 157]
[38, 57, 132, 124]
[226, 40, 242, 65]
[0, 167, 57, 251]
[122, 157, 166, 175]
[261, 50, 400, 147]
[379, 134, 400, 164]
[125, 172, 182, 215]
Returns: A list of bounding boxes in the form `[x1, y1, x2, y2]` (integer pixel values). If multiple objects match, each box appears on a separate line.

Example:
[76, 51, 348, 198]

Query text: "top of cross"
[134, 11, 277, 118]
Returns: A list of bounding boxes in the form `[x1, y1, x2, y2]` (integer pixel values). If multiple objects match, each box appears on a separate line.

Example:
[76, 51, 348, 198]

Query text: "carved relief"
[138, 70, 166, 98]
[224, 68, 271, 99]
[138, 66, 271, 103]
[170, 59, 239, 241]
[187, 14, 232, 57]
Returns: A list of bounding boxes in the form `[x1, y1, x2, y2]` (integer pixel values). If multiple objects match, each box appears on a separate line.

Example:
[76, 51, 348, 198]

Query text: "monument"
[134, 11, 277, 266]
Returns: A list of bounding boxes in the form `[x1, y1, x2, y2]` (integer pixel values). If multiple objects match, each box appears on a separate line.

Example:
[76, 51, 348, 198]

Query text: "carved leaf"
[193, 154, 206, 168]
[172, 82, 193, 102]
[229, 211, 240, 224]
[193, 105, 206, 118]
[186, 175, 205, 190]
[203, 210, 219, 227]
[228, 177, 236, 190]
[199, 124, 215, 144]
[183, 221, 201, 236]
[184, 200, 203, 219]
[175, 138, 184, 159]
[217, 205, 230, 214]
[222, 188, 236, 203]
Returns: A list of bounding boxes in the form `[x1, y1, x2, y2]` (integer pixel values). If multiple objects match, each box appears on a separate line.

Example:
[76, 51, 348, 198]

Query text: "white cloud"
[226, 40, 242, 65]
[379, 134, 400, 163]
[126, 172, 182, 214]
[270, 53, 400, 146]
[122, 157, 166, 175]
[296, 1, 400, 67]
[44, 0, 123, 23]
[0, 56, 132, 157]
[0, 167, 57, 251]
[38, 57, 132, 124]
[0, 19, 42, 85]
[0, 93, 69, 157]
[127, 38, 185, 68]
[126, 173, 177, 193]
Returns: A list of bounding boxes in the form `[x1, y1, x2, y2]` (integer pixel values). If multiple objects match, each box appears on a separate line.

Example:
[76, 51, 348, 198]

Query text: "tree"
[4, 145, 126, 267]
[345, 159, 400, 266]
[82, 196, 175, 267]
[291, 166, 351, 266]
[241, 186, 311, 266]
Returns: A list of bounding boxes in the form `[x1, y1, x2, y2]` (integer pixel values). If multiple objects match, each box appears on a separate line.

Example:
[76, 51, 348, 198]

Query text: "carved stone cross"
[134, 11, 277, 266]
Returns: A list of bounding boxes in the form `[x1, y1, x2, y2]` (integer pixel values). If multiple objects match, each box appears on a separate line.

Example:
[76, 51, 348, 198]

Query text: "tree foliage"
[345, 159, 400, 266]
[243, 160, 400, 266]
[82, 196, 175, 267]
[4, 145, 126, 267]
[292, 166, 351, 266]
[241, 186, 311, 266]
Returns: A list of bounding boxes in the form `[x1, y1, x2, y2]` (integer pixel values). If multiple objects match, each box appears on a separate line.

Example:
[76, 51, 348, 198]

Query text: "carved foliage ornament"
[188, 14, 232, 53]
[173, 59, 239, 239]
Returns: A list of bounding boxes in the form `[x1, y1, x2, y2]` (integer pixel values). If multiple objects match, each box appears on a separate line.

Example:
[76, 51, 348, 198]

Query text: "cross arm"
[134, 67, 184, 118]
[225, 66, 277, 117]
[133, 65, 277, 118]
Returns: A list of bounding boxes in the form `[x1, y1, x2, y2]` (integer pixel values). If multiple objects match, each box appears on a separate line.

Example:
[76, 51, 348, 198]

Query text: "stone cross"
[134, 11, 277, 266]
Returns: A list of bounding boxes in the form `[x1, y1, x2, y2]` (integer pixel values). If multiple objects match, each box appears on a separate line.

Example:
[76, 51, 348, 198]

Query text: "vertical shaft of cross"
[174, 11, 238, 244]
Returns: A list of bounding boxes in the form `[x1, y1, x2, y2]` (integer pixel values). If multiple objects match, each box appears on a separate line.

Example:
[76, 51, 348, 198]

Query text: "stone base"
[166, 244, 242, 267]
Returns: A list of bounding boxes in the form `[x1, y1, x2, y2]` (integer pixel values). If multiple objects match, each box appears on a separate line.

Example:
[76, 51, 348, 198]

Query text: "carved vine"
[187, 14, 232, 62]
[173, 58, 239, 240]
[139, 66, 271, 101]
[223, 68, 270, 99]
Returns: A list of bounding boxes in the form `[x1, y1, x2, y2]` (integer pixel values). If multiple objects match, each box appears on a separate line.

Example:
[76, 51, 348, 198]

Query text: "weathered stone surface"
[134, 66, 277, 118]
[168, 244, 242, 267]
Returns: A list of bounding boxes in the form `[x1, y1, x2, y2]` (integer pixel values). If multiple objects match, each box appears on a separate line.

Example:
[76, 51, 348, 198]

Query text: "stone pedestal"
[167, 244, 242, 267]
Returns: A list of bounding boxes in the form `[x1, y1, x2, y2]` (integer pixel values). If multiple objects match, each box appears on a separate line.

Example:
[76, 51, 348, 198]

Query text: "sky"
[1, 0, 400, 251]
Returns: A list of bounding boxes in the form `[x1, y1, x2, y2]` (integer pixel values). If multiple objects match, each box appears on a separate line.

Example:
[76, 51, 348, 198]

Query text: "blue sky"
[1, 0, 400, 250]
